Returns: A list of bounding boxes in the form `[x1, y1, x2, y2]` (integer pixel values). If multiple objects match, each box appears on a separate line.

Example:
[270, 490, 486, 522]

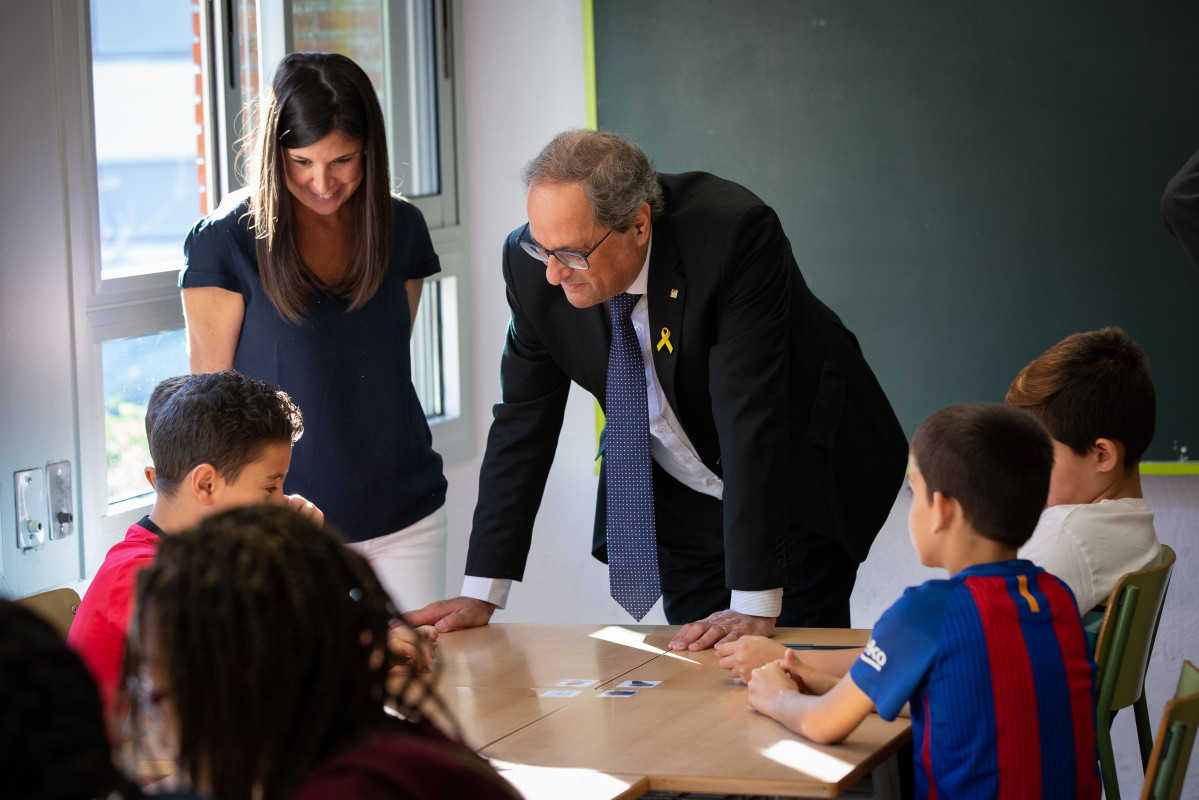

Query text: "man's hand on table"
[406, 596, 496, 633]
[669, 610, 776, 651]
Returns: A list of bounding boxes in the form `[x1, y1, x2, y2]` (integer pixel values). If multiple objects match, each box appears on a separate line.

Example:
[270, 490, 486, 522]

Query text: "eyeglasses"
[518, 222, 613, 271]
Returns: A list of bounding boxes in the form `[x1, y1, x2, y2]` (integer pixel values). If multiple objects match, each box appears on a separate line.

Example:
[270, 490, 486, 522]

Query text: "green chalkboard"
[595, 1, 1199, 463]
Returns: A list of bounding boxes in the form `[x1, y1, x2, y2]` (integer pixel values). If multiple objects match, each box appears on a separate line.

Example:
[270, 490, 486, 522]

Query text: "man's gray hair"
[522, 130, 665, 231]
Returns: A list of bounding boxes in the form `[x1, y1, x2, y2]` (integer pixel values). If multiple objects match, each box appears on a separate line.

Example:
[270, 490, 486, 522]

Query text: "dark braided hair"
[0, 600, 133, 800]
[127, 504, 443, 800]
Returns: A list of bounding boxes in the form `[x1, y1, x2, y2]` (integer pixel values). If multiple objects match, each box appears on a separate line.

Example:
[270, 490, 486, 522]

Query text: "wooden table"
[431, 624, 910, 799]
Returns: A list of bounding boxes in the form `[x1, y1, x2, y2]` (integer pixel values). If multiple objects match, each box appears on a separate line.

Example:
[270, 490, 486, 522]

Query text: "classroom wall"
[451, 2, 1199, 796]
[446, 0, 657, 625]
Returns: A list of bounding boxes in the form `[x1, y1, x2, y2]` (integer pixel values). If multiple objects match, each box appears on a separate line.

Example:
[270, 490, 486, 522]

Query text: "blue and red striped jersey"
[850, 559, 1101, 799]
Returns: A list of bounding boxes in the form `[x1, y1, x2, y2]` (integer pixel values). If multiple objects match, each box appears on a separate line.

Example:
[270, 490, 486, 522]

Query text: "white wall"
[0, 1, 87, 598]
[448, 0, 665, 624]
[452, 2, 1199, 795]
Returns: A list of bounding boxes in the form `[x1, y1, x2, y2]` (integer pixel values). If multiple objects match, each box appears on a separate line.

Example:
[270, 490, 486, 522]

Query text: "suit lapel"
[646, 216, 685, 408]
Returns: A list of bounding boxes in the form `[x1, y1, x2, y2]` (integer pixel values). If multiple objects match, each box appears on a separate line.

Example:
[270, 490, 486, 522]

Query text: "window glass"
[103, 329, 190, 504]
[91, 0, 209, 278]
[411, 278, 445, 418]
[232, 1, 440, 195]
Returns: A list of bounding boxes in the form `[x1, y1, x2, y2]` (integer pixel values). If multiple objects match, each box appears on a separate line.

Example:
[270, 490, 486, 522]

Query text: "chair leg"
[1134, 693, 1154, 769]
[1096, 715, 1122, 800]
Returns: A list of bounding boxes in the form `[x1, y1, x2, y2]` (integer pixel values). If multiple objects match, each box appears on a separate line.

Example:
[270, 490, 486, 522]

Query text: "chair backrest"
[14, 587, 81, 639]
[1094, 544, 1176, 713]
[1140, 660, 1199, 800]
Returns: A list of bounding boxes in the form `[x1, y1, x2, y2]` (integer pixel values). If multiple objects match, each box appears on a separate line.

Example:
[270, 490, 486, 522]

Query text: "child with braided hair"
[126, 504, 519, 800]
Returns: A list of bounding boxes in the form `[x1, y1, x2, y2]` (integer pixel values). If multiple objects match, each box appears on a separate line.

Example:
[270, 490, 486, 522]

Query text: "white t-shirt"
[1019, 497, 1159, 612]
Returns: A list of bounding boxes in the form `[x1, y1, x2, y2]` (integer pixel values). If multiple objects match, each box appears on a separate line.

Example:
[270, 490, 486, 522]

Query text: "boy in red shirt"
[68, 370, 319, 721]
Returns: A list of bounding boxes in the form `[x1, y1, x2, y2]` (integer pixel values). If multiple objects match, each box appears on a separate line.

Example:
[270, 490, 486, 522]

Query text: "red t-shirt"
[67, 517, 161, 718]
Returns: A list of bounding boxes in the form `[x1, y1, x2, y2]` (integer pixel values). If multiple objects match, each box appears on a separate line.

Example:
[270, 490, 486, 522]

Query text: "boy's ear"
[1092, 438, 1123, 473]
[188, 464, 220, 506]
[930, 490, 958, 533]
[144, 466, 157, 489]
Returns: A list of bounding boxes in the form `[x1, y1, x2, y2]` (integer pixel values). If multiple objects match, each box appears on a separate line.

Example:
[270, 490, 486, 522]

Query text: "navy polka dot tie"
[606, 292, 660, 621]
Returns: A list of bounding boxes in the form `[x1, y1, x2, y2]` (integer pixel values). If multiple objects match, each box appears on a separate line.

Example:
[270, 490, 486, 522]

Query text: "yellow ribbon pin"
[656, 327, 673, 353]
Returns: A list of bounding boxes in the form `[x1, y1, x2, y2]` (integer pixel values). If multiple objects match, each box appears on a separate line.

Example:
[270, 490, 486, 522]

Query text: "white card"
[617, 679, 661, 689]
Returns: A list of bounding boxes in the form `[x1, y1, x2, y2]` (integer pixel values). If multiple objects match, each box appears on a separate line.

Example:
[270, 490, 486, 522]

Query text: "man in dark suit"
[410, 131, 907, 650]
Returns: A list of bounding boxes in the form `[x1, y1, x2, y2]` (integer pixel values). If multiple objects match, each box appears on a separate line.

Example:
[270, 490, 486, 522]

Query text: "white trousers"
[347, 505, 447, 613]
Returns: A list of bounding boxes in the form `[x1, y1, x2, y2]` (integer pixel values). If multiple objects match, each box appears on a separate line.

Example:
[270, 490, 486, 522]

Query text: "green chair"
[1139, 660, 1199, 800]
[1093, 544, 1176, 800]
[14, 586, 81, 639]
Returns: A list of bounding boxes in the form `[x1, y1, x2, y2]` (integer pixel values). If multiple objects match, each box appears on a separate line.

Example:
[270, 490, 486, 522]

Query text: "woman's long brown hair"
[248, 52, 393, 323]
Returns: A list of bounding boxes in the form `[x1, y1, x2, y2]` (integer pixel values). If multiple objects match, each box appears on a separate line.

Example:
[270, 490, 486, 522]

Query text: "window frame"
[60, 0, 473, 569]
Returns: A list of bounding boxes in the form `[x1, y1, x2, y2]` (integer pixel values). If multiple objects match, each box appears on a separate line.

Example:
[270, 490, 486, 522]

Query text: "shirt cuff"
[730, 588, 783, 618]
[462, 576, 512, 608]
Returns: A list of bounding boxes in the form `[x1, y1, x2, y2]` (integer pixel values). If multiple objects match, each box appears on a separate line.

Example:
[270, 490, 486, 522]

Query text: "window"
[102, 330, 190, 504]
[64, 0, 472, 552]
[74, 0, 200, 538]
[90, 0, 209, 278]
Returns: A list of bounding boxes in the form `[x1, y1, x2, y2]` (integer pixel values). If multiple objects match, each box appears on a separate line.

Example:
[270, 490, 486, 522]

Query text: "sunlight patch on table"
[587, 625, 700, 664]
[761, 738, 855, 781]
[490, 759, 643, 799]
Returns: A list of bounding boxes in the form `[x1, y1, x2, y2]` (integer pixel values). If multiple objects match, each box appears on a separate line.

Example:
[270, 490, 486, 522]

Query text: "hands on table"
[715, 634, 788, 678]
[668, 610, 776, 651]
[389, 623, 439, 670]
[746, 649, 874, 745]
[406, 596, 497, 633]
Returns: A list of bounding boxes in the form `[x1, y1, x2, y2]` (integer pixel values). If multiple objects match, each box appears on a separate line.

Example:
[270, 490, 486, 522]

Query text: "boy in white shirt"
[1006, 326, 1160, 616]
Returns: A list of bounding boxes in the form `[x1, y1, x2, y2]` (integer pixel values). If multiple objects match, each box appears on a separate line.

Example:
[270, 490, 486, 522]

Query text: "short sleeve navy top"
[180, 192, 447, 542]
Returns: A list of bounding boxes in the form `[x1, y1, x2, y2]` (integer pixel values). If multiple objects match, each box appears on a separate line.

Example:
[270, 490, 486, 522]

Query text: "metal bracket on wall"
[47, 460, 73, 539]
[14, 469, 46, 550]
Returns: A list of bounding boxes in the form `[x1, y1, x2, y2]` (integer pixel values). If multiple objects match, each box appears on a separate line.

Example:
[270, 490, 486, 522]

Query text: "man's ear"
[189, 464, 219, 506]
[633, 202, 652, 240]
[1093, 438, 1123, 474]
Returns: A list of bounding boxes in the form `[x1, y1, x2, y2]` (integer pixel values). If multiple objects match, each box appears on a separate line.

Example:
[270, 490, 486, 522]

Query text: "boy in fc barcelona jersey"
[747, 403, 1101, 799]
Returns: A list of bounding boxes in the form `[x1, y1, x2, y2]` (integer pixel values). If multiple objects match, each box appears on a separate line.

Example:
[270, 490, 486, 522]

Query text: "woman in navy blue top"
[180, 53, 448, 610]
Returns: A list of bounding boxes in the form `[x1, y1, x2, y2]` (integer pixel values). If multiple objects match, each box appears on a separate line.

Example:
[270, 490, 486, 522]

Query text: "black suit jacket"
[465, 172, 907, 592]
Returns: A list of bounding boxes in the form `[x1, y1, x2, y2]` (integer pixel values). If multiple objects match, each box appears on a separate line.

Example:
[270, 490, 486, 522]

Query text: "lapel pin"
[656, 327, 673, 353]
[670, 289, 679, 299]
